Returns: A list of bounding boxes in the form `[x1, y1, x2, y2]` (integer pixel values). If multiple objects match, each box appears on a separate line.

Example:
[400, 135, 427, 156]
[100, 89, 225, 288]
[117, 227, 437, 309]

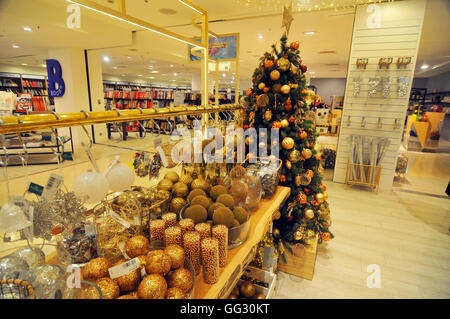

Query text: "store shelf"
[194, 186, 290, 299]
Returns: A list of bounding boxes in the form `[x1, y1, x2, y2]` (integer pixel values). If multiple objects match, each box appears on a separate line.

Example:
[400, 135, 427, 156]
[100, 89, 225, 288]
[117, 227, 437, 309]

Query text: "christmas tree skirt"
[277, 235, 318, 280]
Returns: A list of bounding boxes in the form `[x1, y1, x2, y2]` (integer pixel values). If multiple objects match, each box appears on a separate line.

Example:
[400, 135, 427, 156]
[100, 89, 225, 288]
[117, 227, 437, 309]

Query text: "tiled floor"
[1, 133, 449, 299]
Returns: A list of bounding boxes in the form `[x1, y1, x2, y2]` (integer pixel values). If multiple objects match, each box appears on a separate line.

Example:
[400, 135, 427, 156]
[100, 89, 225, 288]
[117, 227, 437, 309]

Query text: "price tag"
[41, 173, 64, 200]
[28, 182, 44, 196]
[108, 210, 131, 229]
[108, 257, 140, 279]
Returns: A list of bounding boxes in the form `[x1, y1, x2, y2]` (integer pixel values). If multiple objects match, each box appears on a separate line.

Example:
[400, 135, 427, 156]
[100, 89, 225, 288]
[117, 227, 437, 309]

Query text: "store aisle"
[275, 181, 450, 299]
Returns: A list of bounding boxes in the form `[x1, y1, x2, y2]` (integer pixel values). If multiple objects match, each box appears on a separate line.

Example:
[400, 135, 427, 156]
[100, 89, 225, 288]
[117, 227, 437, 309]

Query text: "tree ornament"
[281, 3, 294, 35]
[280, 119, 289, 128]
[289, 116, 295, 123]
[299, 174, 311, 186]
[302, 148, 312, 159]
[294, 230, 303, 241]
[311, 199, 320, 207]
[272, 83, 281, 93]
[284, 99, 292, 111]
[246, 88, 253, 96]
[299, 131, 307, 139]
[281, 84, 291, 94]
[272, 121, 282, 129]
[281, 137, 295, 149]
[303, 187, 310, 195]
[280, 175, 286, 182]
[263, 87, 270, 93]
[289, 149, 301, 163]
[285, 160, 292, 169]
[72, 171, 109, 204]
[300, 64, 308, 73]
[321, 232, 331, 242]
[290, 41, 300, 50]
[303, 230, 316, 245]
[257, 94, 269, 108]
[297, 193, 307, 204]
[321, 185, 327, 191]
[304, 208, 314, 219]
[305, 169, 314, 178]
[264, 109, 273, 121]
[264, 60, 274, 68]
[315, 193, 325, 203]
[323, 192, 328, 201]
[258, 82, 266, 90]
[277, 57, 291, 71]
[294, 174, 302, 186]
[270, 70, 280, 81]
[273, 228, 280, 238]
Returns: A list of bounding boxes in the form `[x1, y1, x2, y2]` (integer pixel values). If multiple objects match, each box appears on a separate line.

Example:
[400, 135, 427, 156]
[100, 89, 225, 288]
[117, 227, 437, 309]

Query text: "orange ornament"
[289, 116, 295, 123]
[280, 175, 286, 182]
[311, 199, 320, 207]
[264, 60, 274, 68]
[263, 87, 270, 93]
[290, 41, 300, 50]
[285, 99, 292, 111]
[321, 232, 331, 242]
[321, 185, 327, 192]
[272, 121, 282, 129]
[297, 193, 307, 204]
[302, 148, 312, 159]
[285, 160, 292, 169]
[246, 88, 253, 96]
[306, 169, 314, 178]
[301, 89, 308, 94]
[299, 131, 307, 139]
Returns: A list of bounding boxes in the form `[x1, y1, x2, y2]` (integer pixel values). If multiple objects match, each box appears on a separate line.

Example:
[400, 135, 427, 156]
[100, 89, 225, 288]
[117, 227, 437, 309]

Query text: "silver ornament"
[9, 247, 45, 269]
[31, 265, 65, 299]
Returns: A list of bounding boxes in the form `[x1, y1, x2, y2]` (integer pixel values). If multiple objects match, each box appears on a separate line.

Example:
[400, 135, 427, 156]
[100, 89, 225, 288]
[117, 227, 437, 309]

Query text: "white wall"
[309, 78, 346, 104]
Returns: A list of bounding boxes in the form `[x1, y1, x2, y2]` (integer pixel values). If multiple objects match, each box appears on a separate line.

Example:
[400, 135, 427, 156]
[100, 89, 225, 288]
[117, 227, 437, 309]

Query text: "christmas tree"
[242, 34, 333, 257]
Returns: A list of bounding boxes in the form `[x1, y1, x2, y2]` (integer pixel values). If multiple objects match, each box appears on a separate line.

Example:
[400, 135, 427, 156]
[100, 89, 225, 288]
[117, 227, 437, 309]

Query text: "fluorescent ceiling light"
[148, 76, 155, 79]
[103, 56, 110, 62]
[23, 27, 32, 32]
[173, 73, 177, 76]
[137, 74, 142, 77]
[309, 71, 315, 74]
[420, 64, 429, 69]
[304, 31, 315, 35]
[12, 45, 19, 48]
[170, 64, 174, 67]
[151, 70, 159, 73]
[149, 65, 153, 68]
[65, 0, 204, 48]
[113, 66, 117, 69]
[21, 63, 27, 66]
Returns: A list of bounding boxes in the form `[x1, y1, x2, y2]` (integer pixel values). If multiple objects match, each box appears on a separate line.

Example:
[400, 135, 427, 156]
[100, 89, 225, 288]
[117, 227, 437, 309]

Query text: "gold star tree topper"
[281, 2, 294, 35]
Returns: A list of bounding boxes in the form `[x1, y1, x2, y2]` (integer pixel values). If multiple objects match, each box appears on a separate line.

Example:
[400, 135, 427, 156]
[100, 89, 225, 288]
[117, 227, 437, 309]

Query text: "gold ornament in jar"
[191, 178, 209, 192]
[158, 179, 173, 191]
[164, 171, 179, 183]
[281, 137, 295, 150]
[172, 182, 189, 198]
[179, 174, 193, 188]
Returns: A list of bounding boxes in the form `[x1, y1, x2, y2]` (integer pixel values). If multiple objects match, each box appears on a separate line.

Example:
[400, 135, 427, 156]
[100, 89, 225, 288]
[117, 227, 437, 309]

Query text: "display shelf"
[193, 186, 290, 299]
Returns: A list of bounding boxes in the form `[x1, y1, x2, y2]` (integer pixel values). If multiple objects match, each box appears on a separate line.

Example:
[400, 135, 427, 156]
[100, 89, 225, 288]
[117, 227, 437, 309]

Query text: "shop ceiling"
[0, 0, 449, 87]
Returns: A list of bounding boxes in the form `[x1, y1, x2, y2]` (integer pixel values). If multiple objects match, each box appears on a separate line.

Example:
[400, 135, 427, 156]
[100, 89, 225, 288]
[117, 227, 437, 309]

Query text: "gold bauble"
[313, 143, 324, 156]
[83, 257, 111, 281]
[300, 174, 312, 186]
[179, 174, 193, 187]
[125, 235, 150, 258]
[257, 94, 269, 107]
[270, 70, 280, 81]
[164, 244, 185, 270]
[315, 193, 325, 203]
[272, 83, 281, 93]
[158, 179, 173, 191]
[145, 250, 172, 276]
[303, 230, 316, 245]
[113, 259, 141, 293]
[276, 57, 291, 71]
[116, 292, 139, 299]
[280, 119, 289, 128]
[240, 281, 256, 298]
[95, 278, 120, 299]
[289, 149, 301, 163]
[170, 197, 187, 213]
[281, 84, 291, 95]
[172, 182, 189, 197]
[137, 274, 167, 299]
[281, 137, 295, 150]
[323, 192, 328, 201]
[229, 294, 238, 299]
[273, 210, 281, 220]
[167, 268, 194, 293]
[191, 178, 208, 192]
[164, 171, 179, 183]
[302, 148, 312, 159]
[258, 82, 266, 90]
[294, 230, 304, 241]
[254, 293, 266, 299]
[272, 228, 280, 238]
[166, 287, 186, 299]
[264, 109, 273, 122]
[304, 208, 315, 219]
[294, 174, 302, 186]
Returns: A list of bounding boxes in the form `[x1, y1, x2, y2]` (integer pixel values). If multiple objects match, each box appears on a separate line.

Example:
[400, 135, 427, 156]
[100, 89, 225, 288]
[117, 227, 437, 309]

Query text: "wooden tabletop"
[193, 186, 291, 299]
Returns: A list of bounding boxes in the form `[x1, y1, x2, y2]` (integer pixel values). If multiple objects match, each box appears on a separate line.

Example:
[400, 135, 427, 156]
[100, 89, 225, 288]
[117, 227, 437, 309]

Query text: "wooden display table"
[194, 186, 290, 299]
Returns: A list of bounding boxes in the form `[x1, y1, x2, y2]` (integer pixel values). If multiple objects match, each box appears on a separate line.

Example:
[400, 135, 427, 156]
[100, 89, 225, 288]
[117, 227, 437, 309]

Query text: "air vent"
[318, 50, 336, 54]
[159, 8, 177, 15]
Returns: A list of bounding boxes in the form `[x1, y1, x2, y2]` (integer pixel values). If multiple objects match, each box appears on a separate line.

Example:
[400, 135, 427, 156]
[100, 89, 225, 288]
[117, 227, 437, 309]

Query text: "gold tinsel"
[250, 234, 278, 270]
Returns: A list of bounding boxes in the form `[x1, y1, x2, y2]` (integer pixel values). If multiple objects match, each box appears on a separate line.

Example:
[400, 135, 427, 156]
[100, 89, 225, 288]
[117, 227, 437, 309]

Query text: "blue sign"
[46, 59, 65, 98]
[189, 34, 238, 62]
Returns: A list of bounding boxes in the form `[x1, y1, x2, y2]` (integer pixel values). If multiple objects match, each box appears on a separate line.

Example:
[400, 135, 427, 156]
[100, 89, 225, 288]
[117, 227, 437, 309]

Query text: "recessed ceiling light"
[21, 63, 27, 66]
[113, 66, 117, 69]
[127, 56, 131, 59]
[304, 31, 315, 35]
[173, 73, 177, 76]
[222, 73, 226, 77]
[23, 27, 32, 32]
[170, 64, 174, 67]
[258, 35, 263, 39]
[232, 76, 235, 80]
[148, 76, 155, 79]
[103, 56, 110, 62]
[12, 45, 19, 48]
[151, 70, 159, 73]
[421, 64, 429, 69]
[149, 65, 153, 68]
